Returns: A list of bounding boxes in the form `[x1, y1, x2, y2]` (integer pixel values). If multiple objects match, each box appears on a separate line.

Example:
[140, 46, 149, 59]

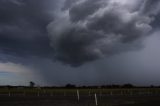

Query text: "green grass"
[0, 88, 160, 95]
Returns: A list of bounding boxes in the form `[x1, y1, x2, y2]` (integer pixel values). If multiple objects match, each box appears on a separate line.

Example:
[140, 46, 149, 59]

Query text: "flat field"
[0, 88, 160, 106]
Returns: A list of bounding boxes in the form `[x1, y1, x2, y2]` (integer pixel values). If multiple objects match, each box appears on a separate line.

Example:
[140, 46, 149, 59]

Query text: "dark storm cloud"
[141, 0, 160, 15]
[1, 0, 160, 86]
[69, 0, 103, 22]
[0, 0, 55, 61]
[1, 0, 160, 67]
[48, 0, 160, 66]
[142, 0, 160, 28]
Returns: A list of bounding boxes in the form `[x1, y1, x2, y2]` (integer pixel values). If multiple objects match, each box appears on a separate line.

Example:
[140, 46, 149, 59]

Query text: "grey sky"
[0, 0, 160, 86]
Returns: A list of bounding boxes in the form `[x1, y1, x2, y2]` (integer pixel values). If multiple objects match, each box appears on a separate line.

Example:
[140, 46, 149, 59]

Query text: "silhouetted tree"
[150, 85, 155, 88]
[29, 81, 35, 87]
[65, 84, 76, 88]
[122, 84, 134, 88]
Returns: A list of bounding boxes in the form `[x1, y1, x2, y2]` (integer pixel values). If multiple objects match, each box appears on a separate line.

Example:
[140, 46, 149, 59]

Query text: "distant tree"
[6, 85, 12, 89]
[65, 84, 76, 88]
[82, 86, 87, 88]
[111, 85, 121, 88]
[150, 85, 155, 88]
[29, 81, 35, 87]
[122, 84, 134, 88]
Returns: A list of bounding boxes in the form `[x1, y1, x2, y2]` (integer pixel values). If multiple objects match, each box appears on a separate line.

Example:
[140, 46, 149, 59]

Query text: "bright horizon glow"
[0, 62, 43, 86]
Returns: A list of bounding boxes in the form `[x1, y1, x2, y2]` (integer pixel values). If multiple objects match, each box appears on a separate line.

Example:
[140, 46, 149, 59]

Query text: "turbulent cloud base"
[48, 0, 160, 66]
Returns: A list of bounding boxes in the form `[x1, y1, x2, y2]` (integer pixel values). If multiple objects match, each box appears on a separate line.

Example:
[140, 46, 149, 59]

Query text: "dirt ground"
[0, 94, 160, 106]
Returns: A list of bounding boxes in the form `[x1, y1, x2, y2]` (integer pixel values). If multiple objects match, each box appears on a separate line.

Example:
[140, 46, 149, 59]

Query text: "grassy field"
[0, 87, 160, 106]
[1, 87, 160, 95]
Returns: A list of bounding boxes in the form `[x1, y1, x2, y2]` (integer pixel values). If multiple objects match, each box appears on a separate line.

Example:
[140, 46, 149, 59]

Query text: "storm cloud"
[0, 0, 160, 67]
[0, 0, 55, 62]
[1, 0, 160, 86]
[48, 0, 160, 66]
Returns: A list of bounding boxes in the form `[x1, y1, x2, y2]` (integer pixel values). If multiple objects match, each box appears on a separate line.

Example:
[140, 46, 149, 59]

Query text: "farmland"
[0, 87, 160, 106]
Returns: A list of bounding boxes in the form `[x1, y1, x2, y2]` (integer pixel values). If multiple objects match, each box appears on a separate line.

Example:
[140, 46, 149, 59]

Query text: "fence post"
[37, 91, 39, 96]
[50, 92, 53, 96]
[64, 92, 66, 96]
[121, 91, 123, 95]
[8, 92, 11, 97]
[110, 91, 112, 96]
[89, 90, 91, 96]
[95, 93, 98, 106]
[23, 91, 25, 96]
[77, 90, 80, 102]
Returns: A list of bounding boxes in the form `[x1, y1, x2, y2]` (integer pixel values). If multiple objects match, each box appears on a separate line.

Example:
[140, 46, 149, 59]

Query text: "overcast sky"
[0, 0, 160, 86]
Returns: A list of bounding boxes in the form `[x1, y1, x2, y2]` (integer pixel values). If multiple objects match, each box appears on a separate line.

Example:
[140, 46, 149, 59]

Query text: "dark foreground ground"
[0, 95, 160, 106]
